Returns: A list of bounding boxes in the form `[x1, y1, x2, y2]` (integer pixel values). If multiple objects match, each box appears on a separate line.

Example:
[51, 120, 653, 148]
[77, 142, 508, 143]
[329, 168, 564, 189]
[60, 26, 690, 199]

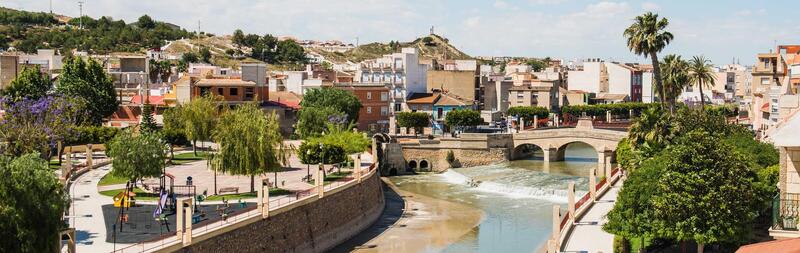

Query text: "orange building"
[335, 83, 391, 133]
[192, 78, 269, 104]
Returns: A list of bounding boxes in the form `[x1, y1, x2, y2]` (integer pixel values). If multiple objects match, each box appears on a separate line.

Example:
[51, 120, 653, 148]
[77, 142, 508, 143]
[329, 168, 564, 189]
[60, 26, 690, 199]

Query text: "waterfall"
[439, 169, 585, 203]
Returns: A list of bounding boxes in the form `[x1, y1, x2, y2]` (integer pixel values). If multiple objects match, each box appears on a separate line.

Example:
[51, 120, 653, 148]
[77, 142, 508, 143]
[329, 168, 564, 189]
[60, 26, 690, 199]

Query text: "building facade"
[355, 47, 428, 113]
[335, 83, 391, 133]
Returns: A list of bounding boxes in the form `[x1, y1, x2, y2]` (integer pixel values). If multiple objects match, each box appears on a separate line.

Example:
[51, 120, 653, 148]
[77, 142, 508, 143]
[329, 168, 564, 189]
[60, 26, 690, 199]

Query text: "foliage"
[181, 51, 199, 64]
[660, 54, 689, 111]
[67, 126, 120, 146]
[276, 40, 308, 65]
[0, 95, 87, 158]
[295, 106, 347, 139]
[161, 106, 188, 157]
[0, 153, 68, 253]
[213, 103, 287, 192]
[507, 106, 549, 119]
[525, 59, 548, 72]
[106, 131, 166, 183]
[181, 93, 223, 153]
[5, 9, 192, 54]
[1, 66, 51, 102]
[688, 55, 716, 108]
[604, 152, 668, 241]
[615, 138, 637, 170]
[626, 107, 672, 153]
[312, 124, 370, 154]
[623, 12, 673, 107]
[614, 236, 631, 253]
[396, 111, 430, 134]
[199, 47, 212, 63]
[706, 104, 738, 118]
[148, 59, 172, 83]
[140, 104, 157, 133]
[56, 57, 119, 125]
[300, 88, 362, 122]
[136, 15, 156, 29]
[561, 103, 655, 118]
[232, 31, 306, 65]
[296, 139, 346, 165]
[445, 109, 483, 128]
[650, 130, 760, 246]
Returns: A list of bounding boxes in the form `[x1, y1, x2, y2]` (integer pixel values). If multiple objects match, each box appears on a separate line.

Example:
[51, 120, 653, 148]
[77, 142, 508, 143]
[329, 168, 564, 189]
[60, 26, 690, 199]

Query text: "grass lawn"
[170, 151, 210, 165]
[98, 173, 129, 186]
[99, 188, 160, 201]
[204, 188, 292, 201]
[309, 171, 354, 185]
[49, 159, 63, 170]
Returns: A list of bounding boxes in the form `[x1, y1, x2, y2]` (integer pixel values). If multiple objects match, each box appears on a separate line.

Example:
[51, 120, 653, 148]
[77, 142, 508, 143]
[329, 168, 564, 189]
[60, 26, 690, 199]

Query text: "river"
[387, 143, 598, 252]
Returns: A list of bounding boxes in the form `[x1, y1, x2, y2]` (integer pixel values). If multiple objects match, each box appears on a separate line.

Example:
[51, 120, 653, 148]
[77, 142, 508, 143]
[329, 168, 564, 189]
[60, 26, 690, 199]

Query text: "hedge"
[507, 106, 549, 119]
[561, 103, 656, 117]
[67, 126, 121, 146]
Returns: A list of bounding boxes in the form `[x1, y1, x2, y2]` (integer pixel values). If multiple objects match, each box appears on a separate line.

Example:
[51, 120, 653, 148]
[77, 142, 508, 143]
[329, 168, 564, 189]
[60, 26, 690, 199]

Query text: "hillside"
[308, 34, 472, 64]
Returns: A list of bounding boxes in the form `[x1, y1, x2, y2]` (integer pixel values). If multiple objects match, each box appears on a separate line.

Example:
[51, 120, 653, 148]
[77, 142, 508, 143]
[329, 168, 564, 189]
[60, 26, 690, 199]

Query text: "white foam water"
[438, 169, 584, 203]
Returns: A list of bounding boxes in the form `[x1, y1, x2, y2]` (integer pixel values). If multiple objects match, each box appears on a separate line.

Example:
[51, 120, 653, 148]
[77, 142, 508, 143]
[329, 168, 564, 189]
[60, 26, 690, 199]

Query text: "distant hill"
[308, 34, 472, 64]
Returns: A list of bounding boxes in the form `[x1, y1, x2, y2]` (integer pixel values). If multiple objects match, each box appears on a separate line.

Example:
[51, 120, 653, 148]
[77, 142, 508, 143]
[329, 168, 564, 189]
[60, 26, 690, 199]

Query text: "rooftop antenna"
[78, 1, 84, 29]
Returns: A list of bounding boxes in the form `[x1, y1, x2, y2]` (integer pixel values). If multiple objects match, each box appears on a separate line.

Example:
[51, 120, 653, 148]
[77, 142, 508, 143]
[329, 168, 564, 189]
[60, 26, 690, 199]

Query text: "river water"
[388, 143, 598, 252]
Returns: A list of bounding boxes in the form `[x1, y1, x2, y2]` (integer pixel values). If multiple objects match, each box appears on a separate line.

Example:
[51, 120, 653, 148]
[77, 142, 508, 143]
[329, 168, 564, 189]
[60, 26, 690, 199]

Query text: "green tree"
[106, 131, 166, 185]
[507, 106, 549, 126]
[688, 55, 716, 109]
[0, 153, 68, 253]
[57, 57, 119, 125]
[651, 130, 760, 252]
[628, 106, 671, 153]
[213, 103, 288, 192]
[525, 59, 547, 72]
[232, 29, 245, 47]
[1, 66, 51, 102]
[661, 54, 689, 113]
[181, 51, 199, 63]
[623, 12, 673, 108]
[295, 106, 347, 139]
[396, 111, 430, 135]
[299, 88, 362, 122]
[140, 103, 157, 133]
[445, 109, 483, 131]
[199, 47, 212, 63]
[137, 15, 156, 29]
[162, 106, 187, 159]
[182, 93, 221, 155]
[276, 39, 307, 64]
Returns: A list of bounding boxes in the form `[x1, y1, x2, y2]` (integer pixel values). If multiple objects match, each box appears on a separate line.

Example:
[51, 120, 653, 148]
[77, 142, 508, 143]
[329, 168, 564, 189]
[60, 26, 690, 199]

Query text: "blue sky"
[5, 1, 799, 65]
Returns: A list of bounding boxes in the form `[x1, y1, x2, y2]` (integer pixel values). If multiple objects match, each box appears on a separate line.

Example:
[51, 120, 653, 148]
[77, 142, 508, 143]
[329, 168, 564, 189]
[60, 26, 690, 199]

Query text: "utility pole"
[78, 1, 84, 29]
[49, 0, 53, 14]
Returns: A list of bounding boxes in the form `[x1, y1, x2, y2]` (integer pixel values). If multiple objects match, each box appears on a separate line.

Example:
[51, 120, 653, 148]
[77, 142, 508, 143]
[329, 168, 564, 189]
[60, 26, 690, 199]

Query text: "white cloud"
[464, 17, 481, 28]
[494, 0, 509, 9]
[641, 2, 661, 11]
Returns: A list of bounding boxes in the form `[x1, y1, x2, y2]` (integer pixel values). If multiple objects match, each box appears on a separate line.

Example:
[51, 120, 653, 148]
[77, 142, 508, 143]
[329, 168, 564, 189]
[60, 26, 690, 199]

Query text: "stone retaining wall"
[172, 171, 384, 253]
[401, 147, 509, 172]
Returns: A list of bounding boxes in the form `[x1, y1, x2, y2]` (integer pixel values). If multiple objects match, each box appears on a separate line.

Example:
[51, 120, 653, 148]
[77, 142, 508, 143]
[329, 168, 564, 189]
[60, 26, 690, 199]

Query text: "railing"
[595, 178, 607, 191]
[112, 162, 377, 253]
[574, 192, 591, 210]
[560, 212, 571, 230]
[773, 193, 800, 231]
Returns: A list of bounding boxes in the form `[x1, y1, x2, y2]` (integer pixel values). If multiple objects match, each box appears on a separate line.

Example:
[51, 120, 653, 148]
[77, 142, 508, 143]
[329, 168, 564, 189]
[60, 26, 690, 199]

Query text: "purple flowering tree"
[0, 95, 88, 159]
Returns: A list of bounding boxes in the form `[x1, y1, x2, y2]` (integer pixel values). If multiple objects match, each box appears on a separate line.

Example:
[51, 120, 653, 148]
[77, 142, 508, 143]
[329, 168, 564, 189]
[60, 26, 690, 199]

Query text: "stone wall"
[171, 171, 384, 253]
[401, 147, 509, 172]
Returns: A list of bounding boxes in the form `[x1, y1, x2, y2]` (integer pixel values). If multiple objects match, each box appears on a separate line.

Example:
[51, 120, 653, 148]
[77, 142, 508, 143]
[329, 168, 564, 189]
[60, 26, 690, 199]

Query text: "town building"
[748, 45, 800, 135]
[768, 110, 800, 239]
[0, 49, 65, 89]
[427, 59, 480, 108]
[482, 74, 513, 112]
[335, 83, 391, 133]
[567, 59, 653, 104]
[355, 47, 429, 112]
[507, 72, 560, 110]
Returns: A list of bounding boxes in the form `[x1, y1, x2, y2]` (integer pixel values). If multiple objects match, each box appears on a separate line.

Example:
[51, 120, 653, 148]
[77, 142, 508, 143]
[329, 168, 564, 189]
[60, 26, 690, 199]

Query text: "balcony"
[771, 193, 800, 239]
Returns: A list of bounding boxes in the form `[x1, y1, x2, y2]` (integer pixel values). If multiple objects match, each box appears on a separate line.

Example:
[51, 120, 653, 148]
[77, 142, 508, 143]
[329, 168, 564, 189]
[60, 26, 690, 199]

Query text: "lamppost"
[306, 149, 311, 181]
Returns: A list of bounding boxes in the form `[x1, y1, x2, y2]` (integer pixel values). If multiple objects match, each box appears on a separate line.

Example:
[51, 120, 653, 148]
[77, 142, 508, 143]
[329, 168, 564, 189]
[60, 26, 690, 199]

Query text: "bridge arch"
[555, 141, 602, 162]
[407, 160, 417, 172]
[419, 160, 430, 171]
[512, 143, 544, 160]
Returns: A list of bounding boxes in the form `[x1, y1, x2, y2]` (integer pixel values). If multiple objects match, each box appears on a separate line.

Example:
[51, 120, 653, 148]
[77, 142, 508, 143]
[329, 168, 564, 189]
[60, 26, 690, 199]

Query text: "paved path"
[69, 164, 123, 252]
[561, 181, 622, 253]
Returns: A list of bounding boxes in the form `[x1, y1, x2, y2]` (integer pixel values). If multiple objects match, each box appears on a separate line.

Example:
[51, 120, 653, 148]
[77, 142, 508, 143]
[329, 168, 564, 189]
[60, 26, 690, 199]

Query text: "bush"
[67, 126, 121, 145]
[507, 106, 549, 119]
[561, 103, 655, 118]
[396, 111, 430, 134]
[445, 110, 483, 129]
[296, 139, 346, 165]
[614, 236, 631, 253]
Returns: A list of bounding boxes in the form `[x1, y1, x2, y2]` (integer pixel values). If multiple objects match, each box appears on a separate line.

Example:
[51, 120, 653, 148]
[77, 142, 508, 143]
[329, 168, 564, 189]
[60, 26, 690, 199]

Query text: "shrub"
[561, 103, 656, 118]
[396, 111, 430, 134]
[614, 235, 631, 253]
[507, 106, 549, 119]
[445, 110, 483, 129]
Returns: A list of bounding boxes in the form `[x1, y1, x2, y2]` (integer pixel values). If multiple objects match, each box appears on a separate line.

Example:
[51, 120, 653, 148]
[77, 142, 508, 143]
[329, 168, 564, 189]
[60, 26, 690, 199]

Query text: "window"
[230, 88, 238, 96]
[381, 106, 389, 116]
[217, 87, 224, 95]
[762, 58, 770, 68]
[381, 92, 388, 101]
[761, 77, 770, 85]
[367, 92, 372, 100]
[200, 87, 211, 95]
[221, 70, 227, 75]
[411, 105, 418, 110]
[244, 87, 254, 100]
[395, 103, 402, 112]
[367, 107, 372, 114]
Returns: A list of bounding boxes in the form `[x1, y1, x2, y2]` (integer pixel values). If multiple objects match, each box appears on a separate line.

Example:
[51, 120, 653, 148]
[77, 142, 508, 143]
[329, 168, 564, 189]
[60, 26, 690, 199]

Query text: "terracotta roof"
[109, 106, 141, 122]
[593, 93, 628, 101]
[736, 238, 800, 253]
[195, 78, 256, 87]
[407, 93, 438, 104]
[761, 102, 770, 113]
[268, 91, 302, 109]
[129, 95, 166, 106]
[435, 93, 468, 106]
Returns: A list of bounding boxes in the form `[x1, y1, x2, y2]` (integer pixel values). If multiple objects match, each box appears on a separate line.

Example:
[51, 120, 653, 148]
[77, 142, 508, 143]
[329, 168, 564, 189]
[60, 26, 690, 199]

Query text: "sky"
[5, 0, 800, 65]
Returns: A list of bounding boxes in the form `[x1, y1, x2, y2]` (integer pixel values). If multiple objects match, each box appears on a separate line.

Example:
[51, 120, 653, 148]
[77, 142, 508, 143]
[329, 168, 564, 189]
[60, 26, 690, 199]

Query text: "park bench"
[218, 187, 239, 195]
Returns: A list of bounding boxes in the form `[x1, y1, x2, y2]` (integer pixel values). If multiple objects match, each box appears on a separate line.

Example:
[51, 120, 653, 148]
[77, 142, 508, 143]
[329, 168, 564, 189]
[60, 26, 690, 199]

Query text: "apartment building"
[0, 49, 65, 89]
[355, 47, 428, 113]
[335, 83, 391, 133]
[507, 72, 560, 110]
[567, 59, 652, 104]
[768, 111, 800, 239]
[749, 45, 800, 133]
[427, 59, 480, 108]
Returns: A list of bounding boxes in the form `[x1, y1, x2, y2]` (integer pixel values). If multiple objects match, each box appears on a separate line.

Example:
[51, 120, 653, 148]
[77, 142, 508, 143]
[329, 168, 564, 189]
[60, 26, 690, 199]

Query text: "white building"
[355, 47, 428, 112]
[268, 70, 323, 95]
[17, 49, 63, 75]
[567, 60, 650, 103]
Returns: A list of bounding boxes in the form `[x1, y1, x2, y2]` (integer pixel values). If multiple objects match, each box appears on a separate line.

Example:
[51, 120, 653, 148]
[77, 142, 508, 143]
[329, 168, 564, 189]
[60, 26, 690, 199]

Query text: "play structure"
[113, 189, 136, 208]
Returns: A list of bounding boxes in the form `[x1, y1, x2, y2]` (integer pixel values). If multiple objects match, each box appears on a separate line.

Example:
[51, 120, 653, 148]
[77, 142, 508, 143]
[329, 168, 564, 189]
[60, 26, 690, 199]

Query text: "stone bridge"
[378, 119, 628, 177]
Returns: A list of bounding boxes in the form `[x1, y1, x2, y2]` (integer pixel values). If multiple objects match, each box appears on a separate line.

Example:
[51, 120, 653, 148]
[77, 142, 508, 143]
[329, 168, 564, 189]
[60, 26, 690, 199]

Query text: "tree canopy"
[445, 110, 483, 129]
[0, 153, 68, 253]
[1, 66, 51, 102]
[300, 88, 362, 122]
[180, 93, 223, 154]
[106, 131, 166, 184]
[624, 12, 673, 108]
[507, 106, 549, 120]
[213, 103, 287, 192]
[0, 95, 87, 158]
[396, 111, 430, 134]
[56, 57, 119, 125]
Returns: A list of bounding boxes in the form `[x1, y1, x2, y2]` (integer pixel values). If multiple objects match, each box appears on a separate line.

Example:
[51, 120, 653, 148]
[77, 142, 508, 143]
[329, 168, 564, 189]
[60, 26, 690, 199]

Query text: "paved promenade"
[561, 182, 622, 253]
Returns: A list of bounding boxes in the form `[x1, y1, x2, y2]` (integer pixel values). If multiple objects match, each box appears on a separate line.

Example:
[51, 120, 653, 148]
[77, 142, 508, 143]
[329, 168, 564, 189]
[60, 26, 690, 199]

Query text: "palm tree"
[660, 54, 690, 113]
[628, 107, 671, 152]
[623, 12, 674, 108]
[688, 56, 716, 110]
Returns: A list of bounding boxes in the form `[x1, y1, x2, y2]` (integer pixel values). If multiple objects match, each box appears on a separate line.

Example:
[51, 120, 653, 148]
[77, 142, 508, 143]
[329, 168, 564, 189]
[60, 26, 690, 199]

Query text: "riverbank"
[334, 177, 484, 253]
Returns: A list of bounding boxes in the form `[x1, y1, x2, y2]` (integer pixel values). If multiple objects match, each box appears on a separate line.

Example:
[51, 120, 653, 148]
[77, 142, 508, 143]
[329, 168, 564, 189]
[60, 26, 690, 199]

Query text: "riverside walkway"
[561, 180, 622, 253]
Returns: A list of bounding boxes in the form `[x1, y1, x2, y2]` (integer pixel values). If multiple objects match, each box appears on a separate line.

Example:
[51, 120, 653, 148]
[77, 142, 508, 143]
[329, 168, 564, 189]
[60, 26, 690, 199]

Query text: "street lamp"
[306, 149, 311, 181]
